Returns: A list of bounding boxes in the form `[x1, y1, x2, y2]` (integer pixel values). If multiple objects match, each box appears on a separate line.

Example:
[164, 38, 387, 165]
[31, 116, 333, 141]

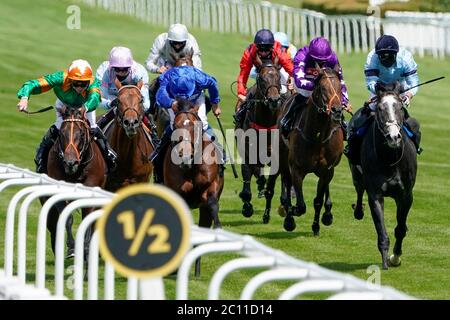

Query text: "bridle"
[251, 63, 282, 111]
[309, 71, 342, 118]
[171, 110, 203, 160]
[116, 85, 144, 128]
[57, 116, 93, 165]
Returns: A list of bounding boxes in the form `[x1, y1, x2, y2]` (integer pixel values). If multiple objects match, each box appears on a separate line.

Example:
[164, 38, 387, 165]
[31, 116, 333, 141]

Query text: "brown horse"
[237, 55, 282, 221]
[42, 106, 106, 255]
[163, 98, 224, 229]
[152, 49, 195, 138]
[104, 80, 154, 192]
[282, 66, 344, 234]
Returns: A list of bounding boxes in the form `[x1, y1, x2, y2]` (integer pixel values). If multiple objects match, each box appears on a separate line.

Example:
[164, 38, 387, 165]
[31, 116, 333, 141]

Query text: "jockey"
[145, 23, 202, 114]
[150, 66, 223, 184]
[280, 37, 350, 138]
[16, 59, 117, 173]
[345, 35, 422, 163]
[96, 47, 155, 137]
[234, 29, 294, 127]
[248, 31, 297, 95]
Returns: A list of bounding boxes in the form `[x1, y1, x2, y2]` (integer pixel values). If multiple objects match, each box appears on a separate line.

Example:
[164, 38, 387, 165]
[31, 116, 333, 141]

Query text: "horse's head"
[114, 78, 144, 138]
[57, 106, 91, 175]
[171, 48, 194, 67]
[254, 54, 282, 113]
[311, 64, 343, 122]
[374, 81, 404, 148]
[171, 98, 202, 169]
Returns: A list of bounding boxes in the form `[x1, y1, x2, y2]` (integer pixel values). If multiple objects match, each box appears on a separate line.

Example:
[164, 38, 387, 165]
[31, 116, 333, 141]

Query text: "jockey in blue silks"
[150, 65, 224, 184]
[345, 35, 422, 164]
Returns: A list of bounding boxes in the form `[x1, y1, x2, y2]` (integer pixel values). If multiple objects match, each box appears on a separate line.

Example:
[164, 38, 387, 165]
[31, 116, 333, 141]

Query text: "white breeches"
[54, 98, 97, 129]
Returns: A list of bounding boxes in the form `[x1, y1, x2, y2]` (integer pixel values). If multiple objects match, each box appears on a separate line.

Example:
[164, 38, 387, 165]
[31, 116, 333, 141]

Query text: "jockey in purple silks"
[279, 37, 351, 138]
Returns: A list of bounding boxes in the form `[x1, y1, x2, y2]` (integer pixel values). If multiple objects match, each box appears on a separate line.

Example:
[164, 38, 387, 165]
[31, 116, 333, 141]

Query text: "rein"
[59, 117, 93, 166]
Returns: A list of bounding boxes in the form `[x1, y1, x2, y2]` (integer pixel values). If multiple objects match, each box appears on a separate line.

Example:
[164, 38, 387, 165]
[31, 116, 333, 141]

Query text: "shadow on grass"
[319, 261, 375, 272]
[247, 231, 312, 239]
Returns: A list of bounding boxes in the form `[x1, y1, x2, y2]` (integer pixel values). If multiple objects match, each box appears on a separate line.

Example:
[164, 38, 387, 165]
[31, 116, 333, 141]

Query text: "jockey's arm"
[189, 35, 203, 70]
[155, 73, 174, 109]
[137, 65, 151, 112]
[292, 48, 314, 92]
[84, 79, 102, 112]
[402, 51, 419, 98]
[278, 50, 294, 76]
[95, 62, 113, 109]
[335, 61, 350, 105]
[237, 47, 253, 99]
[145, 34, 166, 74]
[16, 71, 64, 112]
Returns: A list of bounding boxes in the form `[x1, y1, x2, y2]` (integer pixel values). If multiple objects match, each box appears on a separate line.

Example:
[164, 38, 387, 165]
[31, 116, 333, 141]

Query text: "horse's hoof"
[239, 191, 251, 202]
[65, 248, 75, 260]
[389, 254, 401, 267]
[262, 212, 270, 224]
[312, 223, 320, 236]
[294, 204, 306, 216]
[283, 216, 296, 232]
[321, 213, 333, 226]
[242, 202, 254, 218]
[278, 205, 287, 217]
[382, 261, 389, 270]
[352, 203, 364, 220]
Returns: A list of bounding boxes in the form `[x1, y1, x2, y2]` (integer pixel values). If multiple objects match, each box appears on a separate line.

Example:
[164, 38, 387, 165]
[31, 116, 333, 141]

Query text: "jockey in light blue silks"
[150, 65, 224, 184]
[345, 34, 422, 164]
[95, 46, 152, 129]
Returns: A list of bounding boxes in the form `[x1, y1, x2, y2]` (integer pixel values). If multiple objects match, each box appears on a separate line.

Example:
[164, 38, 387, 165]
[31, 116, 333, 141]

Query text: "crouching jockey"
[345, 35, 422, 165]
[234, 29, 294, 128]
[16, 59, 117, 173]
[149, 65, 225, 184]
[96, 47, 158, 143]
[280, 37, 351, 139]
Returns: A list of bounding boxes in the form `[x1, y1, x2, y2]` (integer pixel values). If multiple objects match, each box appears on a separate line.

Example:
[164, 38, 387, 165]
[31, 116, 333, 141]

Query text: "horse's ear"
[314, 61, 321, 73]
[188, 47, 194, 59]
[136, 80, 143, 90]
[114, 77, 122, 89]
[333, 63, 340, 74]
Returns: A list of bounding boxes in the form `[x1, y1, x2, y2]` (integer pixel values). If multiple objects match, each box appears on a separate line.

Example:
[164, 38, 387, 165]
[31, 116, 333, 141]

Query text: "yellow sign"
[98, 184, 191, 278]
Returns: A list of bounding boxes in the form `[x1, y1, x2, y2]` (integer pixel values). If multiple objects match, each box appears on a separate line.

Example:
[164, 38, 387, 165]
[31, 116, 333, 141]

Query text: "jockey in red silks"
[234, 29, 294, 126]
[279, 37, 351, 138]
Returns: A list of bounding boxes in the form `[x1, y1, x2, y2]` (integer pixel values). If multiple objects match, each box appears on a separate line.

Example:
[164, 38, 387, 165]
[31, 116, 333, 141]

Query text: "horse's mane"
[376, 81, 402, 98]
[176, 98, 194, 112]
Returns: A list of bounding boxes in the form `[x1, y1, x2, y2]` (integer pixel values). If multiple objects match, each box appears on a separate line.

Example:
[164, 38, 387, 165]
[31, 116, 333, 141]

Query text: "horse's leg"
[239, 163, 253, 218]
[292, 167, 306, 217]
[321, 170, 334, 227]
[312, 172, 329, 236]
[47, 207, 60, 255]
[279, 173, 292, 218]
[368, 194, 390, 269]
[263, 173, 278, 224]
[255, 167, 267, 199]
[65, 213, 75, 259]
[390, 192, 413, 267]
[350, 163, 365, 220]
[82, 208, 95, 263]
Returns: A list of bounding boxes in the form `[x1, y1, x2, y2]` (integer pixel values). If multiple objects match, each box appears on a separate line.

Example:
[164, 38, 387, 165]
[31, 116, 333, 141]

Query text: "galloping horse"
[237, 55, 282, 220]
[349, 82, 417, 269]
[283, 66, 344, 234]
[103, 79, 154, 192]
[163, 99, 224, 229]
[42, 106, 106, 255]
[152, 49, 194, 138]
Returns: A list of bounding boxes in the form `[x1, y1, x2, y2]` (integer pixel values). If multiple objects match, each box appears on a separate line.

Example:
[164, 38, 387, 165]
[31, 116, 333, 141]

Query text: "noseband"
[310, 73, 341, 116]
[254, 64, 281, 110]
[117, 85, 144, 127]
[58, 116, 92, 164]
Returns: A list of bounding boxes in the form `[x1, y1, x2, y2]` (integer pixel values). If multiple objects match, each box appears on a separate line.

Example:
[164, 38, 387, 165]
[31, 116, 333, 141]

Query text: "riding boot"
[233, 101, 248, 128]
[344, 105, 372, 164]
[150, 128, 172, 184]
[35, 124, 59, 173]
[341, 114, 348, 141]
[280, 94, 306, 138]
[91, 127, 118, 173]
[97, 107, 116, 130]
[404, 116, 423, 154]
[205, 125, 226, 177]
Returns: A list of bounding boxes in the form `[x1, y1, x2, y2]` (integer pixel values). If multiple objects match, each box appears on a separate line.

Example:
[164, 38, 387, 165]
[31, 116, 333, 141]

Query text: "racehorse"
[237, 54, 282, 221]
[163, 98, 224, 229]
[152, 49, 195, 138]
[282, 65, 344, 234]
[41, 106, 106, 256]
[349, 82, 417, 269]
[103, 79, 154, 192]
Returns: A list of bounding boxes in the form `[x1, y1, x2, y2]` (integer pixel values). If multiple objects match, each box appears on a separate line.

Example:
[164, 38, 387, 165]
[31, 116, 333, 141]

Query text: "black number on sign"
[117, 209, 171, 256]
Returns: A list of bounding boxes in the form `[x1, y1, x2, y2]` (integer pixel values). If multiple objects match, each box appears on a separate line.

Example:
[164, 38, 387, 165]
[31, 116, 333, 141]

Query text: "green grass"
[1, 0, 450, 300]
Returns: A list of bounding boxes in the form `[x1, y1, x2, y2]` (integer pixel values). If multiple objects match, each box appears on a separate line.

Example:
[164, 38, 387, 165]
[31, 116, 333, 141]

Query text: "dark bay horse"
[104, 80, 154, 192]
[42, 106, 106, 255]
[283, 66, 344, 234]
[163, 99, 224, 229]
[237, 55, 282, 220]
[349, 83, 417, 269]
